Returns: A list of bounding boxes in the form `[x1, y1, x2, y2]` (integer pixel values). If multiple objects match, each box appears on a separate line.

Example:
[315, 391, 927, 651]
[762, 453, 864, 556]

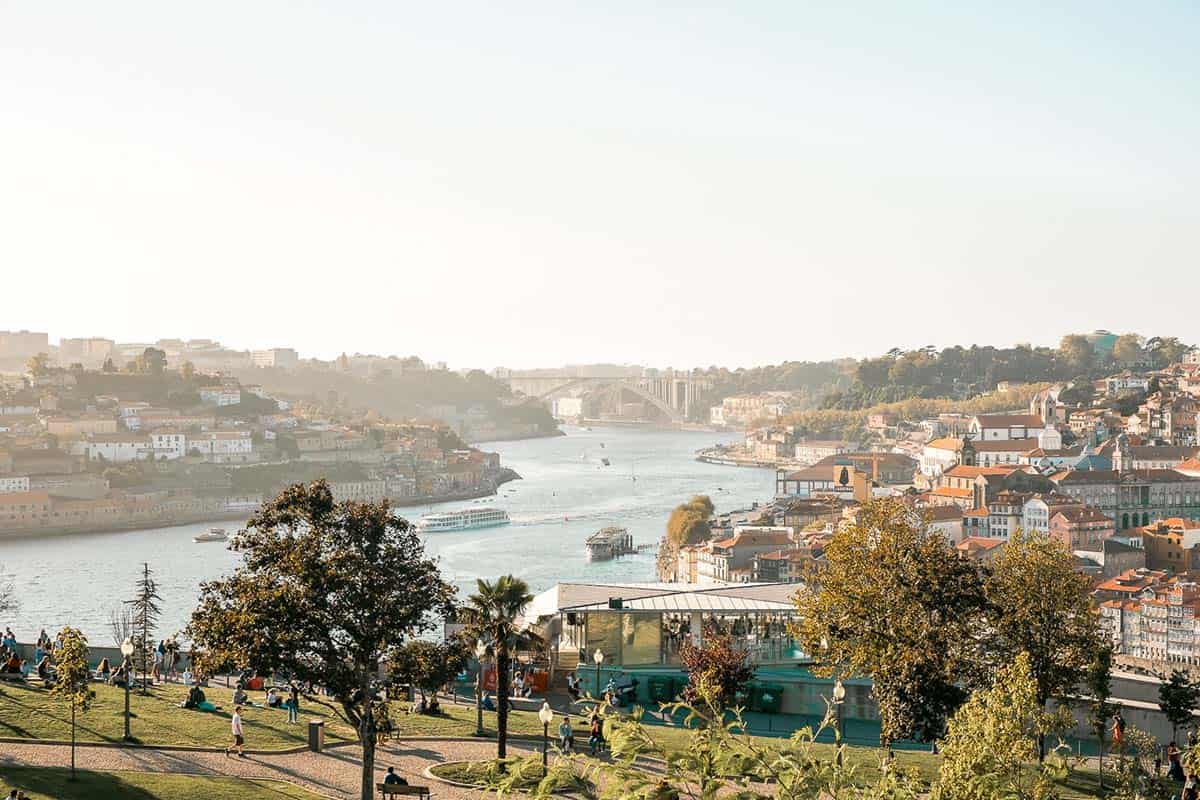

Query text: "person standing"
[288, 681, 300, 724]
[226, 705, 246, 757]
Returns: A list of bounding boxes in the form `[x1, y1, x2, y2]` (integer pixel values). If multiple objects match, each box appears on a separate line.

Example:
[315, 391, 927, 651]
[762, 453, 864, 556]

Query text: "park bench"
[0, 672, 27, 683]
[376, 783, 430, 799]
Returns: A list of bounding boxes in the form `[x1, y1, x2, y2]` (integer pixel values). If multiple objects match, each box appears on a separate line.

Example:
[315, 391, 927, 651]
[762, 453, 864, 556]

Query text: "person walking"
[226, 705, 246, 757]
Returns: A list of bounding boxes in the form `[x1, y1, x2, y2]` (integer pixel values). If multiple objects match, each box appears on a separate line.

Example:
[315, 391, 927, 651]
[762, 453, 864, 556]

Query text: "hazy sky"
[2, 2, 1198, 369]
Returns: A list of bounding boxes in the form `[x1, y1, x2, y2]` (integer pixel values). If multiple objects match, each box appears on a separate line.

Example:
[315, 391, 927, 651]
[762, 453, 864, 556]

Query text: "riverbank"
[695, 447, 794, 470]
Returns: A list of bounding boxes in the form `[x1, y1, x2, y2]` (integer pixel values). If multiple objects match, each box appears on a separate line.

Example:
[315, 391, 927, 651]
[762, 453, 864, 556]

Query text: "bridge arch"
[537, 378, 684, 423]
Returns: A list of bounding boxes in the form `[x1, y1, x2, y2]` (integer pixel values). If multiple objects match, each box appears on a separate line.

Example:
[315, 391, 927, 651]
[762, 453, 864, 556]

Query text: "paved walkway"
[0, 738, 541, 799]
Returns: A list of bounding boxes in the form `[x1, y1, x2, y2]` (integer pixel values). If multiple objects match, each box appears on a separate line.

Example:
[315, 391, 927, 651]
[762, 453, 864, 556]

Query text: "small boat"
[194, 528, 228, 543]
[601, 457, 611, 466]
[586, 527, 635, 561]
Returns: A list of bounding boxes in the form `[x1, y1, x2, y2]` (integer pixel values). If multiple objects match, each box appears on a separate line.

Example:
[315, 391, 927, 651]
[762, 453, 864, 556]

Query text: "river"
[0, 426, 772, 643]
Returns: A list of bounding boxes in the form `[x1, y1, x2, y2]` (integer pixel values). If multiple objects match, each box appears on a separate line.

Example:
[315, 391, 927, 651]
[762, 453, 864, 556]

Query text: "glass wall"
[621, 614, 662, 666]
[585, 613, 621, 665]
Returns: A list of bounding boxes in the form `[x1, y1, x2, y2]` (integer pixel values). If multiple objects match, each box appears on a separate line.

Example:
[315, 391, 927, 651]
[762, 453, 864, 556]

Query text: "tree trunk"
[71, 703, 76, 780]
[497, 648, 510, 760]
[359, 703, 376, 800]
[1037, 731, 1046, 762]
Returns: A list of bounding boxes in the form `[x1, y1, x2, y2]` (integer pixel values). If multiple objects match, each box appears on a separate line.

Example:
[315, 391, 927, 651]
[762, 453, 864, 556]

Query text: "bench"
[0, 672, 28, 683]
[376, 784, 430, 799]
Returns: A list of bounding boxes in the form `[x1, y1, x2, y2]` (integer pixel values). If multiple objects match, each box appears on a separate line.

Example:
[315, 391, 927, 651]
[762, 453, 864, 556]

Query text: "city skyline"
[2, 2, 1198, 367]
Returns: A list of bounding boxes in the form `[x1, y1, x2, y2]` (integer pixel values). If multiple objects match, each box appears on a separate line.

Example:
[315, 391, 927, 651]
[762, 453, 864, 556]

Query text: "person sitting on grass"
[36, 656, 55, 687]
[233, 684, 249, 706]
[3, 652, 20, 674]
[427, 694, 440, 714]
[265, 687, 282, 708]
[181, 684, 206, 709]
[383, 767, 408, 786]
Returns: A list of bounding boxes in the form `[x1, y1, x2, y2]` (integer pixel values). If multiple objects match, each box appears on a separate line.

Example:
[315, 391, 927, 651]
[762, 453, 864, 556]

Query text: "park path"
[0, 737, 540, 799]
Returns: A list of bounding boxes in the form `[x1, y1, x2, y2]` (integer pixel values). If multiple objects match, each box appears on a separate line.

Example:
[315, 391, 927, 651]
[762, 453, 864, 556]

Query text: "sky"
[2, 2, 1198, 370]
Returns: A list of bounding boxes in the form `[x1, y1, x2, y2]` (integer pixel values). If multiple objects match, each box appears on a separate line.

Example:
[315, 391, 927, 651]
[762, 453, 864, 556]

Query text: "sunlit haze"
[2, 2, 1198, 367]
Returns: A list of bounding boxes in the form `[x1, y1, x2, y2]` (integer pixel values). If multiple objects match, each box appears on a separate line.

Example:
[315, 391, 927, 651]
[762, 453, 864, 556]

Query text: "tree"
[984, 530, 1099, 760]
[136, 347, 167, 375]
[51, 627, 94, 781]
[793, 499, 989, 747]
[1112, 333, 1144, 365]
[1158, 669, 1200, 745]
[390, 639, 469, 702]
[935, 653, 1070, 800]
[180, 361, 196, 381]
[1087, 644, 1116, 793]
[658, 495, 715, 579]
[188, 481, 456, 800]
[1058, 334, 1093, 374]
[459, 575, 542, 760]
[679, 635, 754, 709]
[128, 562, 162, 694]
[25, 352, 51, 377]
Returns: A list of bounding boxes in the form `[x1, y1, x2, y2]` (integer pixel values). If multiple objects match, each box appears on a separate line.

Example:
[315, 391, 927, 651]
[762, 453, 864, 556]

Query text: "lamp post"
[474, 641, 487, 737]
[592, 649, 604, 699]
[538, 701, 554, 768]
[120, 638, 135, 741]
[832, 679, 846, 768]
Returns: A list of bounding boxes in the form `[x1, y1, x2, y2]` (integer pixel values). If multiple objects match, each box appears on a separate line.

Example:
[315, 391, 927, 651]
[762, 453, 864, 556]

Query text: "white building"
[149, 431, 187, 460]
[251, 348, 299, 369]
[793, 440, 853, 466]
[186, 430, 254, 462]
[329, 480, 388, 503]
[199, 386, 242, 407]
[968, 414, 1045, 441]
[0, 475, 31, 494]
[75, 433, 152, 463]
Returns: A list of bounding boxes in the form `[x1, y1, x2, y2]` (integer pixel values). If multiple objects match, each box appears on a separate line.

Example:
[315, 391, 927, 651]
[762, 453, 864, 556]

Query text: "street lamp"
[832, 679, 846, 768]
[538, 701, 554, 767]
[592, 649, 604, 699]
[474, 641, 487, 737]
[120, 638, 135, 741]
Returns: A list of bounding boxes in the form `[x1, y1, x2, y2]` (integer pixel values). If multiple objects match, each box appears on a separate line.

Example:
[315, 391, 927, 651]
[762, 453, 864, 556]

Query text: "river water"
[0, 426, 771, 643]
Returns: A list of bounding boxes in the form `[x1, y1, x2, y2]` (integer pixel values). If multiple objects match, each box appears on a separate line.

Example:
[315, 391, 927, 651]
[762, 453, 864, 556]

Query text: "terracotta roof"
[972, 414, 1044, 428]
[1053, 469, 1200, 485]
[943, 465, 1021, 478]
[957, 537, 1005, 551]
[1130, 446, 1199, 460]
[924, 505, 964, 521]
[926, 438, 964, 451]
[971, 439, 1043, 453]
[0, 491, 52, 505]
[1051, 506, 1112, 525]
[931, 487, 974, 499]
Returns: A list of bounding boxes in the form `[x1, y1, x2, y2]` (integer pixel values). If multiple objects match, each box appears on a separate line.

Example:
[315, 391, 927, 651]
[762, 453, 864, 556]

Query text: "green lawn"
[0, 680, 356, 750]
[0, 767, 322, 800]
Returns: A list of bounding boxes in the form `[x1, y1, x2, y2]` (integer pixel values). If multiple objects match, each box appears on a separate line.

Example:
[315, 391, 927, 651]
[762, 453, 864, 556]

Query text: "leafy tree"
[1087, 644, 1116, 793]
[188, 480, 456, 800]
[793, 499, 989, 747]
[129, 562, 162, 694]
[679, 635, 754, 709]
[935, 653, 1071, 800]
[179, 360, 196, 381]
[658, 495, 715, 579]
[51, 627, 94, 780]
[1058, 334, 1093, 374]
[1146, 336, 1192, 368]
[1112, 334, 1144, 365]
[136, 347, 167, 375]
[25, 352, 51, 377]
[460, 575, 542, 760]
[1158, 669, 1200, 745]
[390, 639, 469, 702]
[984, 530, 1099, 760]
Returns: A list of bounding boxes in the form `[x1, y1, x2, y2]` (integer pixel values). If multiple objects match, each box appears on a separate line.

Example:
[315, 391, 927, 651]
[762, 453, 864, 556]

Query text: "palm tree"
[459, 575, 541, 759]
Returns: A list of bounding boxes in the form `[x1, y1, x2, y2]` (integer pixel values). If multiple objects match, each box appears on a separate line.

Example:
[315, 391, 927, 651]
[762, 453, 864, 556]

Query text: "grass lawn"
[0, 766, 322, 800]
[0, 679, 356, 750]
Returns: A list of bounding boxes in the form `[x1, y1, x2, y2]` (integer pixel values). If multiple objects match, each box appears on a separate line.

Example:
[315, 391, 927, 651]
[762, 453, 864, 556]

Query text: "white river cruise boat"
[416, 507, 510, 533]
